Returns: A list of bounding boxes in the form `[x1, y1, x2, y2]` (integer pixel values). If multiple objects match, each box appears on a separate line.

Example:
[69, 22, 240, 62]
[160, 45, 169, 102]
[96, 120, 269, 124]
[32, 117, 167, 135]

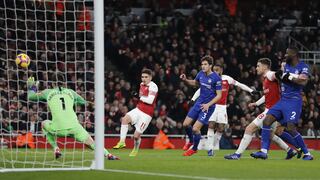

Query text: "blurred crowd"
[106, 0, 320, 137]
[0, 0, 320, 139]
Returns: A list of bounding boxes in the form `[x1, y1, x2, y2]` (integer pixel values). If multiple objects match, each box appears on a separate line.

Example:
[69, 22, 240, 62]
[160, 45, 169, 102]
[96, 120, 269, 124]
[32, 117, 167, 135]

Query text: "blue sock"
[293, 133, 309, 154]
[261, 125, 271, 152]
[192, 133, 201, 151]
[279, 130, 299, 148]
[185, 126, 193, 143]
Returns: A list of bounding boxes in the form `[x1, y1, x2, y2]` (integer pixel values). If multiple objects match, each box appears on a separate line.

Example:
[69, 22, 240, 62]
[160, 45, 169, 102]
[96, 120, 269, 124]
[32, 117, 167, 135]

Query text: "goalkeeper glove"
[27, 77, 39, 92]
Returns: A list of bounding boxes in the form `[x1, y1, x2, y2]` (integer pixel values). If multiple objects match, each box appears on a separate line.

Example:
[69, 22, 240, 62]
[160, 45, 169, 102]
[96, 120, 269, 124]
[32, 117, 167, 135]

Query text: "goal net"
[0, 0, 97, 171]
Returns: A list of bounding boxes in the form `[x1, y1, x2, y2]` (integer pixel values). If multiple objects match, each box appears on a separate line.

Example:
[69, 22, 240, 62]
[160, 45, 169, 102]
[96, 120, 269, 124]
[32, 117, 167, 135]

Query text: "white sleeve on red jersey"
[266, 71, 276, 81]
[223, 75, 253, 93]
[255, 96, 265, 106]
[140, 81, 158, 104]
[191, 88, 200, 101]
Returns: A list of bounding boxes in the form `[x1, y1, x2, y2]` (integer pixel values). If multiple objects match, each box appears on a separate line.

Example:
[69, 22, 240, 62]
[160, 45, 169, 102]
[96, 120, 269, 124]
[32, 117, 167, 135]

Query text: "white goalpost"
[0, 0, 105, 172]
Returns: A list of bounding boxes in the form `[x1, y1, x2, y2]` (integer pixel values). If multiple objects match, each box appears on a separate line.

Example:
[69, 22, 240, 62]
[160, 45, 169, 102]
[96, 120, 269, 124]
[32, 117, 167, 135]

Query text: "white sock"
[120, 125, 129, 142]
[133, 138, 141, 150]
[261, 148, 268, 153]
[235, 134, 253, 154]
[213, 132, 222, 150]
[272, 135, 290, 152]
[207, 128, 214, 150]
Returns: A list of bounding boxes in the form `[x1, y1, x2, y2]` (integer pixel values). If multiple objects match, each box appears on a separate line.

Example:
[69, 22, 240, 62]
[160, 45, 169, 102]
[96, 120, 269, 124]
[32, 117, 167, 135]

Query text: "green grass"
[1, 149, 319, 180]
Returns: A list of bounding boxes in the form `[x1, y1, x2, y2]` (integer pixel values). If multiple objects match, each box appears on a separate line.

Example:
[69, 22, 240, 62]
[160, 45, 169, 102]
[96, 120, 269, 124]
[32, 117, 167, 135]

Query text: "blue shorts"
[267, 98, 302, 125]
[187, 103, 215, 125]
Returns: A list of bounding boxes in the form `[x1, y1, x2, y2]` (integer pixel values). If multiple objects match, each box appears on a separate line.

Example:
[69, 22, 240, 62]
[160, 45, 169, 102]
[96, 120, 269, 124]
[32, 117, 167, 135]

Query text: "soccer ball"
[15, 53, 31, 68]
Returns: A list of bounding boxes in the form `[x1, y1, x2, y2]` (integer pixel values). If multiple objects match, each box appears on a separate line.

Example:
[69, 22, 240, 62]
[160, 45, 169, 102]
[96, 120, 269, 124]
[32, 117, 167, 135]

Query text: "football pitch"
[1, 149, 319, 180]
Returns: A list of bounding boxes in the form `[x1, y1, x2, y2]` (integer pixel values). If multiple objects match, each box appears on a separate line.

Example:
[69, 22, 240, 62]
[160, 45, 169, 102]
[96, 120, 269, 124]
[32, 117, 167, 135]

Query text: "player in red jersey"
[113, 69, 158, 157]
[224, 58, 297, 160]
[188, 64, 256, 156]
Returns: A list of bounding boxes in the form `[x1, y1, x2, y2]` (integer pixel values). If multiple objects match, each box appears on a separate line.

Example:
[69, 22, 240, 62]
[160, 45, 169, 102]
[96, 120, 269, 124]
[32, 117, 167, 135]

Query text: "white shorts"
[127, 108, 152, 133]
[252, 108, 277, 129]
[208, 104, 228, 124]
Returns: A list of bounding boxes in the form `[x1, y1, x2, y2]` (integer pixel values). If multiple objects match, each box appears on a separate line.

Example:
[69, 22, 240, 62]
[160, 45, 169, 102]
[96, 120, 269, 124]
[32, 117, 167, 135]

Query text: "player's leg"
[183, 103, 201, 150]
[275, 126, 302, 158]
[225, 110, 267, 160]
[129, 111, 152, 157]
[270, 123, 297, 159]
[224, 122, 258, 160]
[251, 101, 285, 159]
[113, 109, 136, 149]
[71, 124, 119, 160]
[129, 131, 142, 157]
[250, 114, 277, 159]
[184, 107, 214, 156]
[213, 123, 225, 150]
[282, 100, 313, 160]
[42, 120, 61, 159]
[206, 120, 215, 156]
[183, 120, 203, 156]
[182, 116, 194, 150]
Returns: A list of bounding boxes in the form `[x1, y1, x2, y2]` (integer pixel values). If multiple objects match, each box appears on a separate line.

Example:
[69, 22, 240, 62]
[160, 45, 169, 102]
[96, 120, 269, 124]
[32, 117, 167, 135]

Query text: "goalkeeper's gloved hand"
[131, 91, 139, 99]
[27, 77, 39, 92]
[275, 70, 283, 81]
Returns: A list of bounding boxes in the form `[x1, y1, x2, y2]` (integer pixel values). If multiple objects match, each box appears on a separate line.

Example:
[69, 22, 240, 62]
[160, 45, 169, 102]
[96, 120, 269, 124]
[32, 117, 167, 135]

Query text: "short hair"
[214, 63, 224, 69]
[141, 68, 152, 76]
[201, 55, 213, 65]
[287, 46, 299, 57]
[258, 58, 272, 68]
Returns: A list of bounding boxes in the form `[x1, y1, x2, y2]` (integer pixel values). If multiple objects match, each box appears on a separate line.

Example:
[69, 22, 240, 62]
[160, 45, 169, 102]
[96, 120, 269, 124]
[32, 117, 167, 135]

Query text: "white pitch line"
[102, 168, 226, 180]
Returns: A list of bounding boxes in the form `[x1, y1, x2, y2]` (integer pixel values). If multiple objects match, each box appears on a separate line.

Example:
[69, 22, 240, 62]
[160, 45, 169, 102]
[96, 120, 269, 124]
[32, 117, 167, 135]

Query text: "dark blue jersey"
[195, 71, 222, 104]
[281, 61, 309, 100]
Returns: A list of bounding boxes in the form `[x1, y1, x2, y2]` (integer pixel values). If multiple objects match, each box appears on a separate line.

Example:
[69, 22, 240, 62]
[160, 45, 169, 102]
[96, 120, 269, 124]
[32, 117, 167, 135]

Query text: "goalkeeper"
[27, 74, 119, 160]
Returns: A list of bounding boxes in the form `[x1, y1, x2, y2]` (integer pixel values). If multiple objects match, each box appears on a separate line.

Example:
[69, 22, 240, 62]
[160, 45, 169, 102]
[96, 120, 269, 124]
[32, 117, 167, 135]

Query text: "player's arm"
[70, 89, 86, 105]
[248, 96, 265, 107]
[28, 90, 49, 101]
[289, 74, 308, 86]
[180, 74, 199, 87]
[27, 77, 48, 101]
[201, 78, 222, 111]
[191, 88, 200, 101]
[140, 83, 158, 104]
[276, 67, 309, 86]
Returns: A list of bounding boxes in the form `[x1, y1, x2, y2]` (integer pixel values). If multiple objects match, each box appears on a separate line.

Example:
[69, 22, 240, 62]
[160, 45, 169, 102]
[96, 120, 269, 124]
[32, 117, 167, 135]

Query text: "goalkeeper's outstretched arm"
[70, 89, 86, 105]
[27, 77, 49, 101]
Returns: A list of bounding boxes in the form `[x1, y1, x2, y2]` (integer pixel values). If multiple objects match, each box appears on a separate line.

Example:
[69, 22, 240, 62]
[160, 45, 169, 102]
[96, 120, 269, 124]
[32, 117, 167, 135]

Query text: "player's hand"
[200, 103, 210, 112]
[248, 103, 256, 108]
[188, 100, 195, 107]
[130, 91, 139, 99]
[27, 77, 39, 92]
[250, 90, 260, 96]
[275, 70, 283, 81]
[281, 72, 291, 83]
[180, 74, 186, 81]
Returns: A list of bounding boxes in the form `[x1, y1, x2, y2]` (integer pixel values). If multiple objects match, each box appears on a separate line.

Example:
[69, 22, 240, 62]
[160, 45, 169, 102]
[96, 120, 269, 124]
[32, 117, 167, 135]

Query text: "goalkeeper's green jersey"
[28, 87, 86, 130]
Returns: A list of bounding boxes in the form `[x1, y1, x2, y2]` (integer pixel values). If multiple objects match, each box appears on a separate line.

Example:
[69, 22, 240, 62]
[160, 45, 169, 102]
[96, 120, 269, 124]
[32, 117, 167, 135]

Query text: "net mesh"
[0, 0, 95, 169]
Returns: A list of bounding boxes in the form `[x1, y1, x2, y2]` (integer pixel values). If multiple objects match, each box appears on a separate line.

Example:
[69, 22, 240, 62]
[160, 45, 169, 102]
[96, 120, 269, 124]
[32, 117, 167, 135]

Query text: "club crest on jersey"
[208, 79, 212, 83]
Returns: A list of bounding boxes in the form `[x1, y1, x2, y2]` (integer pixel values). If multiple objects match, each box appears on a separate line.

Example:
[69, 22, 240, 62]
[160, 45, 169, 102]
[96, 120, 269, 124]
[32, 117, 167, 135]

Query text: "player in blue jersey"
[180, 55, 222, 156]
[251, 47, 313, 160]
